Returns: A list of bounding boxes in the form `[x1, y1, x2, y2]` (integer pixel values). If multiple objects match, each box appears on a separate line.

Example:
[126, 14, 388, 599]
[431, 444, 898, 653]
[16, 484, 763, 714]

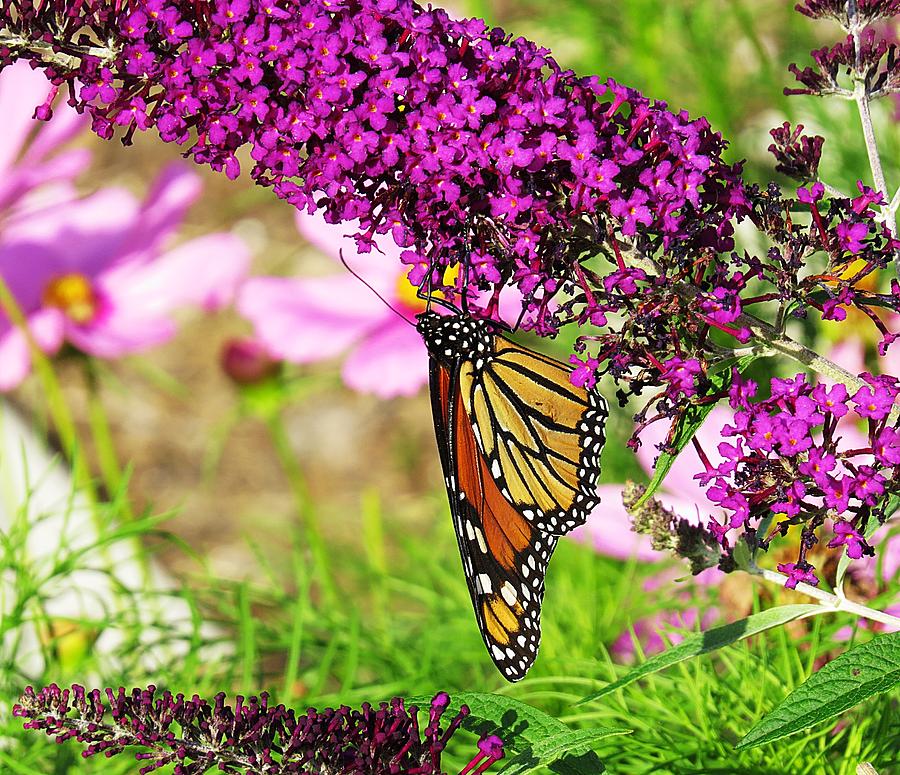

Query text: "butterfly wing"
[460, 336, 608, 535]
[429, 358, 555, 681]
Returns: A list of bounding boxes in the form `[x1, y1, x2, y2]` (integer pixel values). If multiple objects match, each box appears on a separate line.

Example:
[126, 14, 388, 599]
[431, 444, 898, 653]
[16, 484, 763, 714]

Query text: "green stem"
[265, 413, 337, 606]
[84, 361, 133, 519]
[846, 1, 898, 268]
[0, 275, 97, 505]
[734, 310, 863, 389]
[753, 567, 900, 629]
[629, 254, 872, 395]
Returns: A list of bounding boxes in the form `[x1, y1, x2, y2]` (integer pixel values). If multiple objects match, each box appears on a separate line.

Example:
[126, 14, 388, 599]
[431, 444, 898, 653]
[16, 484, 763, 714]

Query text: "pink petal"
[882, 604, 900, 633]
[295, 209, 403, 298]
[20, 103, 87, 168]
[0, 63, 90, 211]
[2, 186, 141, 279]
[294, 210, 403, 281]
[610, 608, 703, 663]
[829, 340, 866, 376]
[66, 312, 175, 358]
[0, 149, 92, 213]
[874, 526, 900, 584]
[0, 309, 65, 391]
[0, 62, 53, 175]
[0, 326, 32, 391]
[113, 164, 202, 264]
[237, 275, 389, 363]
[636, 405, 733, 509]
[615, 605, 720, 663]
[100, 233, 250, 315]
[340, 319, 427, 397]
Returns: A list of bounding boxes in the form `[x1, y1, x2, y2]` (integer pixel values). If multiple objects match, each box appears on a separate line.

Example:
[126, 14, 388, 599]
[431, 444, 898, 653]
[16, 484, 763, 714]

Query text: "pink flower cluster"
[699, 371, 900, 585]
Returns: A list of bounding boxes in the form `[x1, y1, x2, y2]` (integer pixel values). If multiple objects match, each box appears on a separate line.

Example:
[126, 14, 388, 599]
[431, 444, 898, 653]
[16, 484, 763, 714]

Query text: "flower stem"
[754, 567, 900, 629]
[0, 29, 117, 67]
[735, 311, 860, 386]
[629, 253, 874, 398]
[847, 1, 898, 267]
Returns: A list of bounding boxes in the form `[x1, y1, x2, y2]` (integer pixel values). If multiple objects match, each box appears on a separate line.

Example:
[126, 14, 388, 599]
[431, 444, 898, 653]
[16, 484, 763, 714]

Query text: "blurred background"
[3, 2, 900, 772]
[12, 0, 841, 576]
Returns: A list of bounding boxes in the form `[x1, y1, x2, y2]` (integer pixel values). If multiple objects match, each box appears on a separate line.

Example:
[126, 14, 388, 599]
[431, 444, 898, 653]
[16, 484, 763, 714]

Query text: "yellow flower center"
[394, 264, 459, 313]
[42, 273, 97, 324]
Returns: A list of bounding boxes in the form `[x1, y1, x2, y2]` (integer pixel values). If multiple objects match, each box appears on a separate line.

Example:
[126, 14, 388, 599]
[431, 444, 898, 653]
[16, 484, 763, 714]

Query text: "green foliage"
[739, 632, 900, 750]
[579, 604, 825, 704]
[3, 470, 898, 774]
[446, 692, 628, 774]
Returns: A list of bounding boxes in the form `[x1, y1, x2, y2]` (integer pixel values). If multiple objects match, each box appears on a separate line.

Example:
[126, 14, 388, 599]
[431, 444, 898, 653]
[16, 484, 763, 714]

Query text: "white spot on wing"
[501, 581, 518, 606]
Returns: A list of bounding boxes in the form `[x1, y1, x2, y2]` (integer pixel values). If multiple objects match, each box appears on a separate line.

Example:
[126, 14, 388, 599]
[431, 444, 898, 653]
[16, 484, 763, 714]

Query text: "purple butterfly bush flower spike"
[0, 0, 748, 334]
[14, 684, 504, 775]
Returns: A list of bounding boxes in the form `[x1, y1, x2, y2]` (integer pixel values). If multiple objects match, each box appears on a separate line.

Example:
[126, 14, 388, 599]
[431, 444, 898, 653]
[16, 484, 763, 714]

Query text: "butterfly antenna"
[513, 297, 528, 332]
[338, 249, 414, 326]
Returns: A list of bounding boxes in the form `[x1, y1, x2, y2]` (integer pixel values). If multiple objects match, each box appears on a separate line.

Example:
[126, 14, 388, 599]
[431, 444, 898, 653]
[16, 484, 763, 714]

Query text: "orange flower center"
[42, 273, 97, 324]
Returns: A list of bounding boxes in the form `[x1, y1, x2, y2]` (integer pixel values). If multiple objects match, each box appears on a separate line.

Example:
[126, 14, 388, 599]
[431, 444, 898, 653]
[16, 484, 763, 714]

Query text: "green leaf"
[738, 631, 900, 749]
[835, 496, 900, 593]
[408, 692, 616, 774]
[635, 353, 756, 507]
[579, 604, 824, 704]
[499, 728, 631, 775]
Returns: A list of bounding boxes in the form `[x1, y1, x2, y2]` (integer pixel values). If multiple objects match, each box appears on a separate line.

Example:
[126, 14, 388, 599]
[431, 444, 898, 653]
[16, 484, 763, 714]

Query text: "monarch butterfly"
[417, 309, 608, 681]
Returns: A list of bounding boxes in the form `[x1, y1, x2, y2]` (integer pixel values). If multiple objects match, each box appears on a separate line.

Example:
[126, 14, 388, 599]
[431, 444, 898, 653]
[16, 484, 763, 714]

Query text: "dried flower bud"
[768, 122, 824, 181]
[14, 684, 499, 775]
[220, 336, 280, 385]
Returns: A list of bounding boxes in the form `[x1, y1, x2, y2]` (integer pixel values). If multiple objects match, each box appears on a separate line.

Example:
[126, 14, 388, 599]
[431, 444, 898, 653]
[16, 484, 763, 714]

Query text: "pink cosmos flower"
[0, 163, 251, 390]
[237, 209, 525, 399]
[237, 209, 432, 399]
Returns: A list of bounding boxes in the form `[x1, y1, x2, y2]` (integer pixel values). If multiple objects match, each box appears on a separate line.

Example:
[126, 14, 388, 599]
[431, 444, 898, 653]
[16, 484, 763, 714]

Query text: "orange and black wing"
[429, 358, 556, 681]
[459, 336, 608, 535]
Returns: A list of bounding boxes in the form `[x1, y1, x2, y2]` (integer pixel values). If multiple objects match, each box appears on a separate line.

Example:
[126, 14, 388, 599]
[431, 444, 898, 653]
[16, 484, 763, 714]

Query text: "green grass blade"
[579, 604, 825, 703]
